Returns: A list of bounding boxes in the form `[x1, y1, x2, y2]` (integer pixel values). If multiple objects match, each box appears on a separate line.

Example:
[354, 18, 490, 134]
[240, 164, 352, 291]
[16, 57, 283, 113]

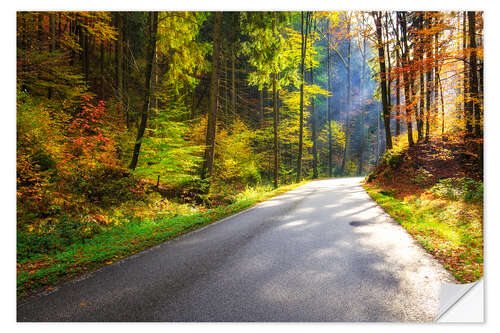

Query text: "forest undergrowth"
[17, 178, 307, 299]
[364, 135, 483, 283]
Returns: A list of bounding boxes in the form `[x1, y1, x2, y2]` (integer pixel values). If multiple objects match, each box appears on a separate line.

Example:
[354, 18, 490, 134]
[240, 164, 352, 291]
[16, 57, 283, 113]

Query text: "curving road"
[17, 177, 456, 322]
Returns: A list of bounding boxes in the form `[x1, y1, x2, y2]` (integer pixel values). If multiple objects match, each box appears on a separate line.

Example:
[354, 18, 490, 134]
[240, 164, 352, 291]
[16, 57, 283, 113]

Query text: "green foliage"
[157, 12, 210, 93]
[17, 91, 63, 223]
[17, 215, 102, 261]
[71, 165, 142, 205]
[382, 144, 405, 168]
[431, 177, 483, 203]
[214, 118, 261, 186]
[134, 107, 204, 186]
[240, 12, 289, 89]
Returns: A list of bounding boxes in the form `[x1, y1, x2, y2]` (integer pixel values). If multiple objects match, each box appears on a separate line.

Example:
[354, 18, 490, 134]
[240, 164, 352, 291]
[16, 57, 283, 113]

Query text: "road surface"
[17, 177, 456, 322]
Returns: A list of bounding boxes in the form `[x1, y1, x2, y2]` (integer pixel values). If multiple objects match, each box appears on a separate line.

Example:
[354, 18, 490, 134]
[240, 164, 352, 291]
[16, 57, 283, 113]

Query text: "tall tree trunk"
[57, 12, 61, 49]
[37, 13, 42, 47]
[463, 12, 473, 139]
[425, 15, 432, 142]
[373, 11, 393, 151]
[468, 12, 481, 139]
[80, 20, 89, 84]
[153, 44, 158, 114]
[341, 14, 352, 175]
[272, 13, 279, 188]
[273, 72, 279, 188]
[395, 16, 402, 136]
[376, 106, 381, 165]
[358, 34, 367, 176]
[418, 59, 425, 142]
[100, 41, 105, 99]
[417, 33, 424, 141]
[437, 72, 445, 137]
[384, 12, 392, 135]
[311, 24, 318, 179]
[48, 13, 56, 99]
[201, 12, 222, 180]
[123, 13, 130, 128]
[416, 14, 425, 142]
[231, 46, 236, 119]
[398, 12, 414, 147]
[225, 54, 229, 118]
[129, 12, 159, 170]
[116, 13, 124, 116]
[326, 20, 333, 178]
[296, 11, 310, 183]
[259, 89, 264, 128]
[468, 11, 482, 166]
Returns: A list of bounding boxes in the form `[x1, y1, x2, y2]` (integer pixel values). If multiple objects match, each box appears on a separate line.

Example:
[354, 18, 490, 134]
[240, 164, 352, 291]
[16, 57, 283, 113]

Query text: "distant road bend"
[17, 177, 455, 322]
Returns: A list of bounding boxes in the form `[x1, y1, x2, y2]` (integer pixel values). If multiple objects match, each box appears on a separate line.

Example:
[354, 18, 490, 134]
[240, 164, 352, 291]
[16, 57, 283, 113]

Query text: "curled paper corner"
[437, 278, 484, 323]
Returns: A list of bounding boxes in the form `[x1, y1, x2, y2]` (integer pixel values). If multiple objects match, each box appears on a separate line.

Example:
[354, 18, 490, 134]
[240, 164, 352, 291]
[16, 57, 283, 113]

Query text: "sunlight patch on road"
[280, 219, 307, 229]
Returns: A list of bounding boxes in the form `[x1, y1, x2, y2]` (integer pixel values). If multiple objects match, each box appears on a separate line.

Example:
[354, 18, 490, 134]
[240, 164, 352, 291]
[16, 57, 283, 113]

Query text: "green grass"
[363, 182, 483, 283]
[17, 181, 308, 299]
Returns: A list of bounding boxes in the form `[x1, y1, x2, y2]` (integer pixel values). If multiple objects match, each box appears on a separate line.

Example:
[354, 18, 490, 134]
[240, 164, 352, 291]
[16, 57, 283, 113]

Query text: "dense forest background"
[16, 11, 484, 293]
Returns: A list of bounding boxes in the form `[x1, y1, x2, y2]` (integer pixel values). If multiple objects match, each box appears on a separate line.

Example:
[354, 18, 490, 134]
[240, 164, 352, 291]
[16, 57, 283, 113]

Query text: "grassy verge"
[17, 181, 308, 299]
[363, 182, 483, 283]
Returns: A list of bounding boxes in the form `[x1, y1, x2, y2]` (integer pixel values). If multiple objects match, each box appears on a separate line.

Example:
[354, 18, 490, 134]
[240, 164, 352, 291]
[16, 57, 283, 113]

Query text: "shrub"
[17, 215, 103, 261]
[430, 177, 483, 203]
[414, 167, 433, 184]
[383, 147, 405, 168]
[70, 165, 143, 206]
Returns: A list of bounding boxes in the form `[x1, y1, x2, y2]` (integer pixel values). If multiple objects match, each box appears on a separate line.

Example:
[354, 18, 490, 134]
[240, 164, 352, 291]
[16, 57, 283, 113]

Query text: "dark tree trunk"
[326, 19, 333, 178]
[418, 59, 425, 142]
[231, 46, 236, 119]
[201, 12, 222, 180]
[463, 12, 473, 139]
[272, 13, 279, 188]
[395, 15, 402, 136]
[79, 21, 89, 84]
[398, 12, 414, 147]
[416, 14, 425, 142]
[373, 11, 393, 151]
[425, 15, 432, 142]
[376, 105, 381, 165]
[48, 13, 56, 99]
[341, 14, 352, 175]
[259, 89, 264, 128]
[468, 12, 481, 139]
[437, 72, 445, 137]
[384, 12, 392, 136]
[311, 36, 318, 179]
[273, 72, 279, 188]
[100, 41, 105, 99]
[116, 12, 124, 115]
[326, 27, 333, 177]
[358, 34, 367, 176]
[468, 11, 482, 166]
[37, 13, 42, 47]
[129, 12, 159, 170]
[296, 11, 310, 183]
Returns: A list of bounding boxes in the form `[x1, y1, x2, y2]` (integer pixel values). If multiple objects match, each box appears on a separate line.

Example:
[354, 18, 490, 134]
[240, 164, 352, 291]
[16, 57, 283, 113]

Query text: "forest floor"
[364, 137, 483, 283]
[17, 181, 308, 299]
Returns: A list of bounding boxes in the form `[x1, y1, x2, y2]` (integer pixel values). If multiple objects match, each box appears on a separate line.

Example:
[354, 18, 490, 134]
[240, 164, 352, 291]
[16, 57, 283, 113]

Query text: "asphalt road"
[17, 177, 456, 322]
